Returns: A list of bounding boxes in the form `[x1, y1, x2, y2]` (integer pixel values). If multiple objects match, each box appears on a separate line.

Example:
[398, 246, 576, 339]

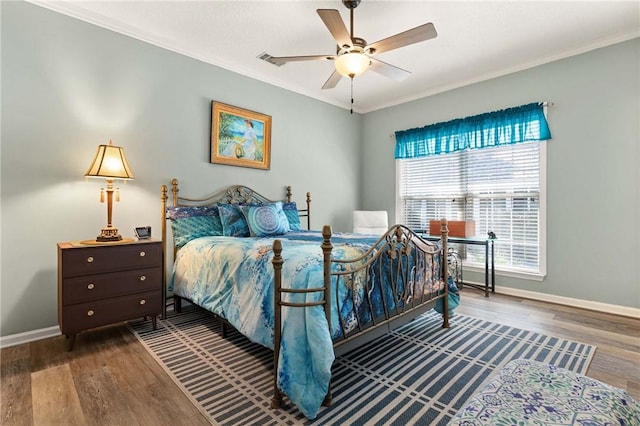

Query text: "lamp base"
[96, 226, 122, 242]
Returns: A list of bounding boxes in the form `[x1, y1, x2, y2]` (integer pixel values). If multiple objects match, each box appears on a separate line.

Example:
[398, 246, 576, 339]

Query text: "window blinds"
[399, 141, 541, 272]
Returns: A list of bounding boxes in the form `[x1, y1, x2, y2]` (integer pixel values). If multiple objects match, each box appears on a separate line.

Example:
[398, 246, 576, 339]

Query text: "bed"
[160, 179, 451, 419]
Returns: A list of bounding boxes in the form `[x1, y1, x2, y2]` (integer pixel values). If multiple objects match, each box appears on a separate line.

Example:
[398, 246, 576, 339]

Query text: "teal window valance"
[394, 102, 551, 159]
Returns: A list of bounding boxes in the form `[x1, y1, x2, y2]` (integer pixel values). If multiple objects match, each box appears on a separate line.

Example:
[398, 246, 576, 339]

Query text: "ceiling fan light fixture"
[334, 52, 371, 78]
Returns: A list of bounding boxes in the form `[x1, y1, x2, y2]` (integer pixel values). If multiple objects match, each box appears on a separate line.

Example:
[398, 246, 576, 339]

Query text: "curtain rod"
[389, 101, 554, 139]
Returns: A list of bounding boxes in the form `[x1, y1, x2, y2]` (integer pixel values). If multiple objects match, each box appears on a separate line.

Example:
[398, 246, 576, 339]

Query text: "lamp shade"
[334, 52, 371, 78]
[85, 140, 134, 180]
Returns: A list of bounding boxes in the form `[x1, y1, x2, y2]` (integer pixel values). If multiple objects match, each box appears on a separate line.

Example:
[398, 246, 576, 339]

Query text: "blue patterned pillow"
[282, 202, 302, 231]
[166, 206, 223, 248]
[240, 202, 290, 237]
[217, 203, 250, 237]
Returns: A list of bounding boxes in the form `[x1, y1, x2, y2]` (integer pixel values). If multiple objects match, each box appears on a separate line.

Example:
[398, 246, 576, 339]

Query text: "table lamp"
[85, 140, 135, 242]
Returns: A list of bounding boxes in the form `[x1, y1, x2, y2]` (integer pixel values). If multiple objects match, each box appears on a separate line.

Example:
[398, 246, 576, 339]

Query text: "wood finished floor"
[2, 291, 639, 425]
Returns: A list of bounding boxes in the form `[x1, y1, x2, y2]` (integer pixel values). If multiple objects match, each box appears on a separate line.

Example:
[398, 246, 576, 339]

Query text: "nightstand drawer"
[60, 291, 161, 334]
[62, 267, 161, 305]
[61, 243, 161, 277]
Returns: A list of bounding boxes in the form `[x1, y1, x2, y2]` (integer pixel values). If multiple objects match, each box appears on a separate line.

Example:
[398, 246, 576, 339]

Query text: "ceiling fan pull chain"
[350, 77, 354, 114]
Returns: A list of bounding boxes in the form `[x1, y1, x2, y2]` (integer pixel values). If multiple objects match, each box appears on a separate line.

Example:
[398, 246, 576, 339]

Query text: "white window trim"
[464, 264, 545, 281]
[539, 141, 547, 278]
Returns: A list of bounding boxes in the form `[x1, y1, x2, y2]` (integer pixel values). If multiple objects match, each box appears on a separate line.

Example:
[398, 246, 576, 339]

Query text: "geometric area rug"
[127, 305, 595, 426]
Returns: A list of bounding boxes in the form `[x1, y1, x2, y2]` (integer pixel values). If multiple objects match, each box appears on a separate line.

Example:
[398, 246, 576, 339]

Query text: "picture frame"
[210, 101, 271, 170]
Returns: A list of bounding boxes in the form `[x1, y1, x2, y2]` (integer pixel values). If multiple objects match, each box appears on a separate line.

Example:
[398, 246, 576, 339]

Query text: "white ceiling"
[32, 1, 640, 113]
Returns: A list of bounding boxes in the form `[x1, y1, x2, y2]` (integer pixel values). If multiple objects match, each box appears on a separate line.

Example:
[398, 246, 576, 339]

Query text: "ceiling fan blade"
[369, 57, 411, 82]
[367, 23, 437, 55]
[322, 69, 343, 90]
[259, 53, 334, 66]
[317, 9, 352, 49]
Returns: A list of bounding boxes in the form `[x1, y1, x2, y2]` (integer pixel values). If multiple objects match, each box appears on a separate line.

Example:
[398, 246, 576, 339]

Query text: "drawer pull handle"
[139, 275, 146, 282]
[139, 251, 146, 257]
[87, 256, 94, 263]
[87, 283, 95, 290]
[87, 310, 94, 316]
[140, 299, 146, 305]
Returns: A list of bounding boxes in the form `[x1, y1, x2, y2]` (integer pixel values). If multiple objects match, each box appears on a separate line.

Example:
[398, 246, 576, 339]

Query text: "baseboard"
[0, 306, 178, 349]
[0, 326, 61, 349]
[494, 285, 640, 319]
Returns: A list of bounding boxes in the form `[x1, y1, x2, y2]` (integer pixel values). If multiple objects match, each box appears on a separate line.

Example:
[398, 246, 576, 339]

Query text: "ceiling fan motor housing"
[343, 0, 361, 9]
[338, 37, 367, 53]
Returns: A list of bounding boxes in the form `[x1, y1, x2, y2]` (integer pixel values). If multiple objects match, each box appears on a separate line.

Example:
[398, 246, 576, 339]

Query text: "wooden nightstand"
[57, 239, 163, 351]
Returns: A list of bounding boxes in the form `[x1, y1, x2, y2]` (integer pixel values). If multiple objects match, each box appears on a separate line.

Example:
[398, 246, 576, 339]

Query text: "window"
[394, 103, 551, 278]
[397, 142, 545, 276]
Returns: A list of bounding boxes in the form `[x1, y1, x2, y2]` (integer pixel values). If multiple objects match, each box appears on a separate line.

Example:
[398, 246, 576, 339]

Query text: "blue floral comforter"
[170, 231, 382, 419]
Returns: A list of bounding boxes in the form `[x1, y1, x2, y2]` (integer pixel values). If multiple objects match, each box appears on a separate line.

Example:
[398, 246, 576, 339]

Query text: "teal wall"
[0, 2, 362, 336]
[1, 2, 638, 337]
[362, 38, 640, 308]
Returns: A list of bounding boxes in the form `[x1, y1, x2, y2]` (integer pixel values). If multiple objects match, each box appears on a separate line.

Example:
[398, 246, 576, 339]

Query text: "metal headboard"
[159, 178, 311, 317]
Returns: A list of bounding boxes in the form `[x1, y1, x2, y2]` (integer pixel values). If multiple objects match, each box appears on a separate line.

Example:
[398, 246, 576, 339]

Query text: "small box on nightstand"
[429, 220, 476, 238]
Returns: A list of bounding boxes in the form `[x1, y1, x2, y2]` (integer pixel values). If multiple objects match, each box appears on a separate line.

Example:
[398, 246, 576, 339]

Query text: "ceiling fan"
[259, 0, 437, 90]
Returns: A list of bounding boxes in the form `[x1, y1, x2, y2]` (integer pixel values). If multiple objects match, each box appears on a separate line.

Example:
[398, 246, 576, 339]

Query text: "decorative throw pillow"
[166, 205, 223, 248]
[240, 202, 291, 237]
[217, 203, 250, 237]
[282, 201, 302, 231]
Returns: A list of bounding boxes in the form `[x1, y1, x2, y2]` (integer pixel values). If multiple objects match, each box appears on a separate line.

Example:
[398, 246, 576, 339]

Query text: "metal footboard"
[271, 219, 450, 410]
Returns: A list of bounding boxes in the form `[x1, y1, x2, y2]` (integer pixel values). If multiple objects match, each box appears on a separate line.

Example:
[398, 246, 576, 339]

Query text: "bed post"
[440, 218, 450, 329]
[168, 178, 182, 314]
[306, 192, 312, 230]
[321, 225, 333, 406]
[286, 186, 292, 203]
[271, 239, 284, 409]
[171, 178, 179, 206]
[161, 184, 168, 319]
[321, 225, 333, 332]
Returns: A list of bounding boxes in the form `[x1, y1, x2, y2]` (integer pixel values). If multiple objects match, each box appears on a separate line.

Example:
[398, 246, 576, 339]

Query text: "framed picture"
[210, 101, 271, 170]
